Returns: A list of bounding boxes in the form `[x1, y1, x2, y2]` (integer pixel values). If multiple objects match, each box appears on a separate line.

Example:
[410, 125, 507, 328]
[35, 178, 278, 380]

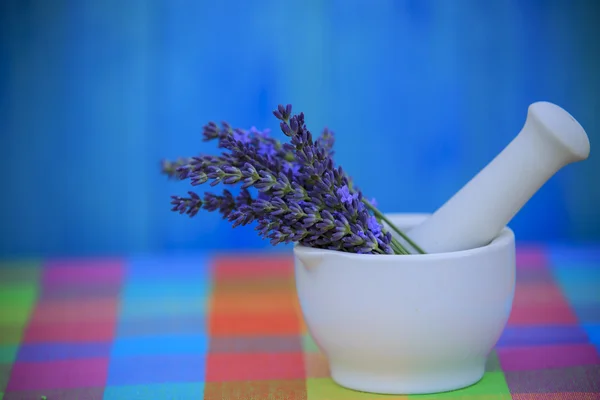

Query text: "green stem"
[363, 199, 426, 255]
[375, 217, 408, 255]
[391, 238, 409, 255]
[372, 214, 408, 254]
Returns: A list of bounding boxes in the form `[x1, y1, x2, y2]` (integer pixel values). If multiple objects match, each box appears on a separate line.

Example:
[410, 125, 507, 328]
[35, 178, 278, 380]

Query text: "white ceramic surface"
[293, 214, 516, 395]
[407, 101, 590, 254]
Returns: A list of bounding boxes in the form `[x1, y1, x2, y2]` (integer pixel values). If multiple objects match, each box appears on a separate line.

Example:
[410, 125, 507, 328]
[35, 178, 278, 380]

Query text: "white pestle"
[406, 101, 590, 254]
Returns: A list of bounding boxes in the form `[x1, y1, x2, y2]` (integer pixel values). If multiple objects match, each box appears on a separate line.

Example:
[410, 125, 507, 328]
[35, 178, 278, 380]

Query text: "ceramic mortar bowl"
[293, 213, 516, 395]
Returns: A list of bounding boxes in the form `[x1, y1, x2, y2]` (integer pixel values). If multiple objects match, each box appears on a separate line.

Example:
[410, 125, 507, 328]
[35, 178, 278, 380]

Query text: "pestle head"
[527, 101, 590, 162]
[406, 101, 590, 254]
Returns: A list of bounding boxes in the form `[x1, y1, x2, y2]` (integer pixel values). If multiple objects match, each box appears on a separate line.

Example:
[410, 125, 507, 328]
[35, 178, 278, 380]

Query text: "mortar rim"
[293, 212, 515, 262]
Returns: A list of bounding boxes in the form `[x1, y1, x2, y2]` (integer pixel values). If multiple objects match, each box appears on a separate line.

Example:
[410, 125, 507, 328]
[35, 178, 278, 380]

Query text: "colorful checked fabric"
[0, 246, 599, 399]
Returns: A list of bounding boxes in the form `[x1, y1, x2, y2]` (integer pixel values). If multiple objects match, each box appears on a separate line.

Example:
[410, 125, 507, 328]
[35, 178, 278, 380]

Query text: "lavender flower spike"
[161, 102, 421, 255]
[170, 191, 202, 217]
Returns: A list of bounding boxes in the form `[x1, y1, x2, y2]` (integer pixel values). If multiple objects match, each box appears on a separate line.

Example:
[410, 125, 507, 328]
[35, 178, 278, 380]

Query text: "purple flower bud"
[242, 162, 258, 177]
[323, 194, 338, 208]
[228, 207, 255, 228]
[175, 165, 192, 179]
[315, 220, 334, 233]
[343, 233, 365, 246]
[290, 230, 309, 242]
[170, 191, 203, 217]
[290, 116, 298, 134]
[190, 172, 208, 186]
[336, 185, 353, 205]
[331, 229, 348, 242]
[367, 216, 382, 236]
[257, 141, 277, 158]
[280, 122, 292, 136]
[233, 129, 251, 144]
[254, 171, 277, 191]
[283, 162, 301, 176]
[204, 122, 218, 133]
[223, 175, 240, 185]
[236, 189, 252, 206]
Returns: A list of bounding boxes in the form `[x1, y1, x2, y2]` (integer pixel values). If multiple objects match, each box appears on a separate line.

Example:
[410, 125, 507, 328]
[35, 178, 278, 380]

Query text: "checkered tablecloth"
[1, 246, 599, 399]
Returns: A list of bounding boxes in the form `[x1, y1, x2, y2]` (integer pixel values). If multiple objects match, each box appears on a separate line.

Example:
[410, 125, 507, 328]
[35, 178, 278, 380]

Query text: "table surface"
[0, 245, 599, 399]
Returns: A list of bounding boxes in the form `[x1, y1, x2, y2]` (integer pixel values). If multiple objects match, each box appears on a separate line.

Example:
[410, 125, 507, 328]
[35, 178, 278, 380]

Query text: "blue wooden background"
[1, 1, 598, 256]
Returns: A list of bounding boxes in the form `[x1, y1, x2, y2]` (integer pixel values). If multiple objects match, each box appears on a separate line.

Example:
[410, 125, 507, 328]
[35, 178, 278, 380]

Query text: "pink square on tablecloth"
[512, 283, 570, 308]
[6, 358, 108, 390]
[498, 343, 600, 371]
[508, 304, 579, 325]
[29, 298, 119, 323]
[23, 320, 116, 343]
[44, 258, 123, 269]
[43, 259, 123, 285]
[515, 267, 555, 284]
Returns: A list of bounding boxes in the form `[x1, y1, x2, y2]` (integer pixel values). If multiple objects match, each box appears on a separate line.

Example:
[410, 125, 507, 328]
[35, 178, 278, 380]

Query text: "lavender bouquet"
[161, 104, 424, 255]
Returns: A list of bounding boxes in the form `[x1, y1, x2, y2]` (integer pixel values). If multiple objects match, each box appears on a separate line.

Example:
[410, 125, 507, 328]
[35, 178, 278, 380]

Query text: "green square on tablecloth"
[0, 346, 18, 364]
[408, 372, 511, 399]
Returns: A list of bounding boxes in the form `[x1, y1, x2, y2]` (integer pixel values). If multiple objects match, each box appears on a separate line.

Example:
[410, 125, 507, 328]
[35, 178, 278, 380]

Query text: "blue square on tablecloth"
[103, 382, 204, 400]
[125, 254, 210, 281]
[110, 334, 208, 357]
[583, 324, 600, 345]
[106, 354, 206, 385]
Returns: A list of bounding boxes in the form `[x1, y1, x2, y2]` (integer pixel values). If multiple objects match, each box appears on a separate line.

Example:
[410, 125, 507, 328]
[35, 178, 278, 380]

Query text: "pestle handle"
[407, 101, 590, 254]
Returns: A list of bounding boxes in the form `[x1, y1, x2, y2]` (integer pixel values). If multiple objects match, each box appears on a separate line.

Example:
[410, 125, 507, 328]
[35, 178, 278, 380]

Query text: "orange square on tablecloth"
[208, 313, 304, 336]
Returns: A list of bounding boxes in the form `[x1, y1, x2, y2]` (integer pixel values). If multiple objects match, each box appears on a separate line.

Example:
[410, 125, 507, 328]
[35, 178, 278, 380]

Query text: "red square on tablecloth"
[212, 256, 294, 280]
[205, 352, 305, 382]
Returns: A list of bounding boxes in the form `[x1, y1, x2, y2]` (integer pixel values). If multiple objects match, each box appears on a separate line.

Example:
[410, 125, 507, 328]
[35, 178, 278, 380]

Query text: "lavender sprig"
[273, 110, 400, 254]
[170, 191, 202, 217]
[161, 158, 193, 179]
[161, 104, 423, 255]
